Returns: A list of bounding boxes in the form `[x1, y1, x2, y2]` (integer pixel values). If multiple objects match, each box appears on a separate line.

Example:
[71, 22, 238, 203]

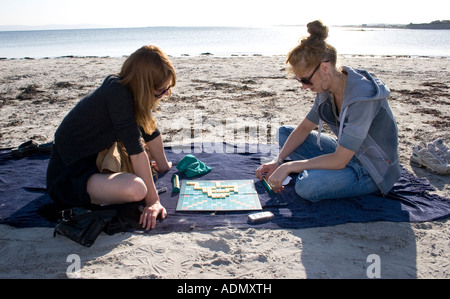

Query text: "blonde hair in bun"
[307, 20, 329, 41]
[287, 20, 337, 75]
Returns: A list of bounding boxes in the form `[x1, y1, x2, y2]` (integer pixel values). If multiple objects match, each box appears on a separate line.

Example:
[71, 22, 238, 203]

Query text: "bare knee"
[123, 177, 147, 202]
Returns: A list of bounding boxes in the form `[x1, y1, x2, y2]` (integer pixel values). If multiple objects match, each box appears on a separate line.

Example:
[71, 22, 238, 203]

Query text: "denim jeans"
[277, 126, 379, 202]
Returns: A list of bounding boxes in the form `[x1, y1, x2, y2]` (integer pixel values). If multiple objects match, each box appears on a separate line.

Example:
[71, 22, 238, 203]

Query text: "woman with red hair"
[47, 46, 176, 230]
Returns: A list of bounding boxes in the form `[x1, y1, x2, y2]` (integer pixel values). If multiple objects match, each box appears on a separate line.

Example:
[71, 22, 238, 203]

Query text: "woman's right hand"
[139, 201, 167, 230]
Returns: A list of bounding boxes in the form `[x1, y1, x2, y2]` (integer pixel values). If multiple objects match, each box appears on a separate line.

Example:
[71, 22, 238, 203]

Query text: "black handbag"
[53, 208, 117, 247]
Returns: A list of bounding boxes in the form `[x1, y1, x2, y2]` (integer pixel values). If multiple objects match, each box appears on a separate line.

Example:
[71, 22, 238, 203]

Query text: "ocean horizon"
[1, 26, 449, 59]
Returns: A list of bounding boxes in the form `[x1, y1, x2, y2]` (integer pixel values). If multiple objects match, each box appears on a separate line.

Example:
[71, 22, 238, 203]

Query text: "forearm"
[285, 146, 355, 173]
[130, 152, 159, 206]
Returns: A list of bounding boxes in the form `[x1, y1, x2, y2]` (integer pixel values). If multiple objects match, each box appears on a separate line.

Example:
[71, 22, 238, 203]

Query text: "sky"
[0, 0, 448, 30]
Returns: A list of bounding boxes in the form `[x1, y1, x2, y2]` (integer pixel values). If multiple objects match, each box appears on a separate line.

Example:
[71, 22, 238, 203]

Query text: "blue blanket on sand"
[1, 143, 449, 233]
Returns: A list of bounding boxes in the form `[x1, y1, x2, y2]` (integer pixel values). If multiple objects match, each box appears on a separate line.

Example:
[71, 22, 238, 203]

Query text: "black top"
[54, 75, 159, 166]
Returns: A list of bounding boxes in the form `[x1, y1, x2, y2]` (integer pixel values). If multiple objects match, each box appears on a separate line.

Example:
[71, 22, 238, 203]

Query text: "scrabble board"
[176, 180, 262, 211]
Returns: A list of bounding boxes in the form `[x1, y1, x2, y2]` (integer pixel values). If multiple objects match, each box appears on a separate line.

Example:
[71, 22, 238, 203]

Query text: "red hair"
[119, 45, 176, 135]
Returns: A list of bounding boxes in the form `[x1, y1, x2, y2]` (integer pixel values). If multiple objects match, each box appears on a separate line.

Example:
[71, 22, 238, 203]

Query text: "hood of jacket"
[315, 66, 391, 142]
[316, 66, 390, 107]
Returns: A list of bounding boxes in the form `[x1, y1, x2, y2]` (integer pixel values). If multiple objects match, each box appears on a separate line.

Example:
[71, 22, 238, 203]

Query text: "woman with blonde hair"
[47, 45, 175, 230]
[256, 21, 401, 202]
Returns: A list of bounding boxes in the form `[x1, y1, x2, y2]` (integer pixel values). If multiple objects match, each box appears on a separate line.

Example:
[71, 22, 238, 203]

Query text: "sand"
[0, 55, 449, 279]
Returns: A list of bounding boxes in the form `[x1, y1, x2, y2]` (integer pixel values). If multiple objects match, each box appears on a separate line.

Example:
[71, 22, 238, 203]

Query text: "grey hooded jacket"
[306, 66, 401, 195]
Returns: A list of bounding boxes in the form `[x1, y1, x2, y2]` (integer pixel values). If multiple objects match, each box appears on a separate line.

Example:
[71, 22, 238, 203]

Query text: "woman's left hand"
[139, 202, 167, 230]
[151, 161, 172, 173]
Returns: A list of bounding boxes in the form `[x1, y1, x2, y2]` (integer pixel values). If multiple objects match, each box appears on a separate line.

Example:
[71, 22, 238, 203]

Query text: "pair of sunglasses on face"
[296, 60, 330, 86]
[154, 87, 170, 99]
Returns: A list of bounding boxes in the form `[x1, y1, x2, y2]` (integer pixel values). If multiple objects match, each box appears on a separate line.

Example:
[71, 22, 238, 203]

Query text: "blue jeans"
[277, 126, 379, 202]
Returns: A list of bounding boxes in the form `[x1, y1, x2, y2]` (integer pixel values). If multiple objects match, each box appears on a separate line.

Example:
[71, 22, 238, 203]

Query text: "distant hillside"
[355, 20, 450, 30]
[406, 20, 450, 30]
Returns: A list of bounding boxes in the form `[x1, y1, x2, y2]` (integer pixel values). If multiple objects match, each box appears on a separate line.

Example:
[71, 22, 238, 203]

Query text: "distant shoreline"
[345, 20, 450, 30]
[1, 21, 450, 32]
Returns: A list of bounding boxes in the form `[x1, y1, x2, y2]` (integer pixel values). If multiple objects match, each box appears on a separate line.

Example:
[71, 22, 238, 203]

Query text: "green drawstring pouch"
[176, 155, 212, 178]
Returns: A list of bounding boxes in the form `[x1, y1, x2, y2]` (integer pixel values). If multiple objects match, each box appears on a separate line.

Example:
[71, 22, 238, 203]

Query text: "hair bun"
[307, 20, 329, 41]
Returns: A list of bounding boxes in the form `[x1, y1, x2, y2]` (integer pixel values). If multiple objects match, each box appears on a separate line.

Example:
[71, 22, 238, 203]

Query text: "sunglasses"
[296, 60, 329, 86]
[154, 87, 170, 99]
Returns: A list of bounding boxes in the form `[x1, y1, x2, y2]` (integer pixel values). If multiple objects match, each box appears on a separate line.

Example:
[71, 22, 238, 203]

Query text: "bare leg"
[87, 172, 147, 205]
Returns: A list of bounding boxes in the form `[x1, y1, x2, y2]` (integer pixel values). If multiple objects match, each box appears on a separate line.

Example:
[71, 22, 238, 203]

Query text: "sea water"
[0, 26, 449, 59]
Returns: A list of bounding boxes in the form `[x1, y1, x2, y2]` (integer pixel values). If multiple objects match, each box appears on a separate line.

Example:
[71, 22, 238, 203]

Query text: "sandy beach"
[0, 54, 449, 279]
